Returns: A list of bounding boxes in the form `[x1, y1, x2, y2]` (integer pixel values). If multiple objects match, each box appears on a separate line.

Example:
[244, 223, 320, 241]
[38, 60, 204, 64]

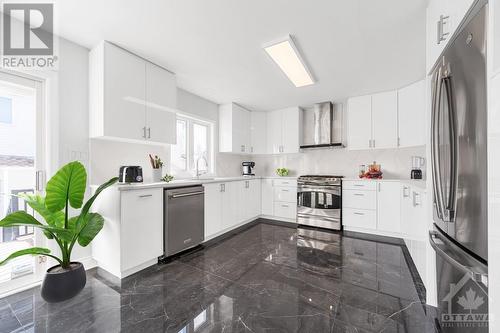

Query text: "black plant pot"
[41, 262, 86, 303]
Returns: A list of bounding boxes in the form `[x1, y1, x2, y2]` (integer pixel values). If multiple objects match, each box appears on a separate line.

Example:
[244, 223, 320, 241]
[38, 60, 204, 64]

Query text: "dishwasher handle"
[169, 191, 204, 199]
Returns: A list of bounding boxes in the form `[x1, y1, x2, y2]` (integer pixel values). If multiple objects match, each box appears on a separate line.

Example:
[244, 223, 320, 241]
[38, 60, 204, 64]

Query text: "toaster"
[119, 166, 143, 183]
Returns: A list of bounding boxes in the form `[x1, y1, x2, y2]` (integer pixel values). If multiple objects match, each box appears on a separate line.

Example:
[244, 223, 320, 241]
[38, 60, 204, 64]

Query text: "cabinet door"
[250, 179, 262, 218]
[400, 184, 413, 237]
[261, 179, 274, 215]
[281, 107, 300, 154]
[347, 95, 372, 150]
[204, 183, 223, 239]
[104, 43, 146, 141]
[266, 110, 283, 154]
[121, 188, 163, 271]
[371, 91, 398, 149]
[146, 62, 177, 110]
[377, 182, 401, 233]
[221, 182, 237, 229]
[398, 80, 426, 147]
[232, 104, 251, 154]
[146, 107, 176, 144]
[250, 112, 267, 154]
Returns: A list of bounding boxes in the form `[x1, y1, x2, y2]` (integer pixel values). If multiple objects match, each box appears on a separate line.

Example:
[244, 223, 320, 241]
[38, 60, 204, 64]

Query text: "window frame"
[172, 113, 215, 178]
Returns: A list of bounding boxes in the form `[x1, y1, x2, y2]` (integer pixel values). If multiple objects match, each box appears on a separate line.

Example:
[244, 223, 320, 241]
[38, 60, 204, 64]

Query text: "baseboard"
[79, 256, 98, 270]
[343, 227, 405, 245]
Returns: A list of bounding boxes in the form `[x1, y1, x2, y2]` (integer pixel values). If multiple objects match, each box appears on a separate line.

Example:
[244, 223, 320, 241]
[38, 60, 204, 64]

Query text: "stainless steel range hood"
[300, 102, 343, 149]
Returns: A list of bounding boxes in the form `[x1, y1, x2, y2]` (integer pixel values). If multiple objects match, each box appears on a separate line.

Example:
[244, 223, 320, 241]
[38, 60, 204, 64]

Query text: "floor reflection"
[0, 221, 439, 332]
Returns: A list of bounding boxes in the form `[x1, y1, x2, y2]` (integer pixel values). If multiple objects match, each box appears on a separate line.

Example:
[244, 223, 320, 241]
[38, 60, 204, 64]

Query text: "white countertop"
[94, 175, 298, 191]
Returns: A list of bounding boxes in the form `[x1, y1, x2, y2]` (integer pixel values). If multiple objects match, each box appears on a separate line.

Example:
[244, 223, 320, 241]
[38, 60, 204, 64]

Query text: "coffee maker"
[411, 156, 424, 179]
[242, 162, 255, 176]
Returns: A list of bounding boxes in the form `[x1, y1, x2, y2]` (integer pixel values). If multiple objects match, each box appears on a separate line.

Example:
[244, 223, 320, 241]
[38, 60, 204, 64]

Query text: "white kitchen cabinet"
[221, 182, 238, 229]
[343, 208, 377, 230]
[342, 180, 377, 230]
[426, 0, 475, 71]
[266, 107, 301, 154]
[401, 184, 427, 240]
[398, 80, 426, 147]
[89, 41, 177, 145]
[219, 103, 251, 154]
[343, 189, 377, 210]
[121, 189, 164, 272]
[272, 180, 297, 220]
[261, 179, 274, 215]
[250, 112, 267, 154]
[377, 182, 401, 234]
[242, 179, 261, 221]
[371, 91, 398, 149]
[91, 186, 164, 279]
[274, 202, 296, 220]
[347, 95, 372, 150]
[204, 183, 223, 238]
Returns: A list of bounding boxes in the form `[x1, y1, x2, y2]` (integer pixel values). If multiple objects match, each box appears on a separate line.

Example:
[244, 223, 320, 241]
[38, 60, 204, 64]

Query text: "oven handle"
[298, 186, 340, 195]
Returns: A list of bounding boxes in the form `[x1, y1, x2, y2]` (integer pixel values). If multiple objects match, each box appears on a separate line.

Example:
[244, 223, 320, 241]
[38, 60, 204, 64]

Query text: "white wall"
[250, 146, 426, 179]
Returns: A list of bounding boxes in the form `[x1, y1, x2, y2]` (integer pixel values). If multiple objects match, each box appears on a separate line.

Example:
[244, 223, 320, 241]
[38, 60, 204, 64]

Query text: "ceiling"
[52, 0, 427, 111]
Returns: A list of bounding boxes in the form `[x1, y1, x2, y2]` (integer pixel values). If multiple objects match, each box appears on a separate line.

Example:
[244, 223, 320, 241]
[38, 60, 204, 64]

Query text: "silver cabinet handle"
[413, 191, 420, 207]
[368, 139, 371, 148]
[354, 212, 365, 216]
[245, 180, 249, 188]
[170, 191, 204, 199]
[147, 127, 151, 139]
[353, 193, 364, 196]
[353, 184, 365, 187]
[250, 146, 254, 153]
[377, 182, 381, 192]
[220, 183, 225, 192]
[372, 139, 375, 148]
[437, 15, 450, 45]
[281, 189, 289, 192]
[403, 186, 410, 198]
[281, 204, 289, 208]
[138, 194, 153, 198]
[142, 126, 147, 139]
[241, 145, 245, 152]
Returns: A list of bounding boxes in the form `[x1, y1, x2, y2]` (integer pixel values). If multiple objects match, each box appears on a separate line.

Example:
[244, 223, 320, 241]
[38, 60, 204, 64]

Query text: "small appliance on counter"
[118, 166, 143, 183]
[410, 156, 424, 179]
[242, 161, 255, 176]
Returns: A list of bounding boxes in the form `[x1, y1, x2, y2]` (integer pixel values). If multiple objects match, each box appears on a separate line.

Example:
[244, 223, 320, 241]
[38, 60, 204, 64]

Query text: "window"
[171, 115, 214, 177]
[0, 97, 12, 124]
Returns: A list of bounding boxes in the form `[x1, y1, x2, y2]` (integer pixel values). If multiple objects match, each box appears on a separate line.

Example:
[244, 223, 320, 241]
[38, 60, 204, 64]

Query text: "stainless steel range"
[297, 175, 343, 230]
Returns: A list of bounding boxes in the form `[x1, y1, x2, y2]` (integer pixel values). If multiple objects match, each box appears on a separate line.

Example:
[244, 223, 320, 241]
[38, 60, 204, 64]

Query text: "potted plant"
[0, 161, 117, 303]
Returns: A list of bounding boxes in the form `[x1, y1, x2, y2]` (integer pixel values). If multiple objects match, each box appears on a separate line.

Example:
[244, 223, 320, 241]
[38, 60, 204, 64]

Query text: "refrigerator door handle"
[431, 68, 446, 220]
[429, 231, 488, 287]
[443, 75, 457, 221]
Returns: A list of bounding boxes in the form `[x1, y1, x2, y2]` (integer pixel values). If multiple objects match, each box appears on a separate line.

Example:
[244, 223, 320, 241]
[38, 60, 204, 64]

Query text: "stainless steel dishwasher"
[164, 185, 204, 257]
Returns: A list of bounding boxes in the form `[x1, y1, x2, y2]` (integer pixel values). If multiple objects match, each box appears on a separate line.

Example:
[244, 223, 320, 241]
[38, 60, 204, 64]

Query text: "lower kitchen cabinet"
[261, 179, 274, 215]
[270, 178, 297, 221]
[91, 187, 164, 279]
[204, 180, 261, 241]
[400, 183, 427, 240]
[343, 208, 376, 230]
[377, 181, 401, 233]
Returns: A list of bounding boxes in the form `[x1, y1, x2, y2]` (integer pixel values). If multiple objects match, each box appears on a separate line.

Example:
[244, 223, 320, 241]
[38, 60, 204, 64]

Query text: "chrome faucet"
[195, 155, 208, 178]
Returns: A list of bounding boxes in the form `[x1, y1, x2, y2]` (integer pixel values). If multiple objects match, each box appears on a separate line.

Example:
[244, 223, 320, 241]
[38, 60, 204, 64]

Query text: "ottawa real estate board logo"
[1, 2, 58, 69]
[441, 273, 489, 332]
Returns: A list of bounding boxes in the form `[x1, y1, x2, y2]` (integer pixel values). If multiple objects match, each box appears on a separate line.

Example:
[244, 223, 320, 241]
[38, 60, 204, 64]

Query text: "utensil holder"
[152, 168, 162, 182]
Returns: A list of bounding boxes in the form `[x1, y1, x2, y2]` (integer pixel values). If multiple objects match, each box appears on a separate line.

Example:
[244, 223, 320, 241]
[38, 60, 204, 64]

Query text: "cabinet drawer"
[343, 208, 376, 230]
[273, 179, 297, 187]
[342, 180, 376, 191]
[342, 189, 377, 210]
[273, 187, 297, 203]
[274, 202, 296, 219]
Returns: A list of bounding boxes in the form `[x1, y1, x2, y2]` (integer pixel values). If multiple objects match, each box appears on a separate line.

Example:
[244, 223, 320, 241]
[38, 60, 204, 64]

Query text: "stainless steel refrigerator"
[429, 2, 489, 331]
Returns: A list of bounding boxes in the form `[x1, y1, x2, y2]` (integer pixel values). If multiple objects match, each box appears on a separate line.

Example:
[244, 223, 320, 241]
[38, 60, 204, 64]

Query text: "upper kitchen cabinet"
[250, 112, 267, 154]
[266, 107, 300, 154]
[89, 41, 177, 145]
[398, 80, 426, 147]
[347, 95, 372, 150]
[426, 0, 475, 71]
[371, 91, 398, 149]
[219, 103, 251, 154]
[347, 92, 398, 150]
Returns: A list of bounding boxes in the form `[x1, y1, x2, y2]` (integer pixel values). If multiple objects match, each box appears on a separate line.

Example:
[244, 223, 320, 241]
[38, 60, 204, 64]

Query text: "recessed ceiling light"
[263, 35, 315, 88]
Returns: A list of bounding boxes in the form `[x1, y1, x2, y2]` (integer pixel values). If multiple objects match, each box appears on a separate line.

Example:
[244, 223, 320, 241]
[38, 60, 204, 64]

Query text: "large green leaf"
[0, 211, 74, 242]
[73, 177, 118, 234]
[45, 161, 87, 212]
[19, 193, 65, 227]
[77, 213, 104, 247]
[0, 247, 51, 266]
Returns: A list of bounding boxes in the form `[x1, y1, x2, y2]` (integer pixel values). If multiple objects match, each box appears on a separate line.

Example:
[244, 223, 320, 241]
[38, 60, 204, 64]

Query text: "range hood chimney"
[300, 102, 343, 149]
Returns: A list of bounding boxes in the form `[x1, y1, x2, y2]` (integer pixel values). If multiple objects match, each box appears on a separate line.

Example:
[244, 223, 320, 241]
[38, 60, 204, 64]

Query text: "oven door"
[297, 184, 341, 229]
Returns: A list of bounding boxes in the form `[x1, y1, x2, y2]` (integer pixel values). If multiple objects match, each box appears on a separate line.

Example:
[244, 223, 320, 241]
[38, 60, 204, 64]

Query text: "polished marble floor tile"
[0, 221, 439, 332]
